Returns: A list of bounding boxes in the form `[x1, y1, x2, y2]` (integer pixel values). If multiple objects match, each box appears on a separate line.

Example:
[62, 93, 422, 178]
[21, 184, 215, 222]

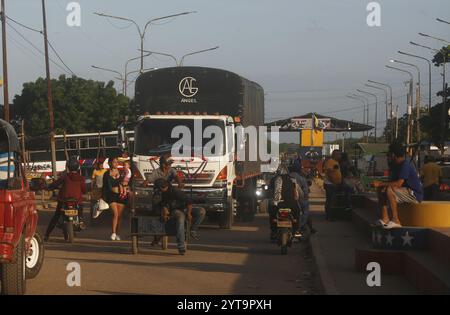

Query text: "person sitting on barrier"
[153, 178, 191, 255]
[147, 154, 206, 241]
[372, 143, 423, 229]
[323, 150, 352, 221]
[420, 156, 442, 201]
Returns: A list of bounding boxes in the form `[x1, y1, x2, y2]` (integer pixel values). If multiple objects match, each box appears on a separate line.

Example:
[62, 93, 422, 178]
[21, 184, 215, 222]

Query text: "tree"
[12, 75, 131, 137]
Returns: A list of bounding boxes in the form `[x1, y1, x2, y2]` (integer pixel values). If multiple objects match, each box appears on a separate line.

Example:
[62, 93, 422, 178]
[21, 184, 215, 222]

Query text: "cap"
[159, 155, 174, 166]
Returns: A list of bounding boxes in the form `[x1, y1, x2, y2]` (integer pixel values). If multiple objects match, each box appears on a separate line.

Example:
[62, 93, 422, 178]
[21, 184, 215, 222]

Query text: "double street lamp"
[142, 46, 220, 67]
[412, 33, 450, 152]
[390, 59, 422, 143]
[94, 11, 196, 72]
[357, 89, 378, 142]
[364, 83, 387, 141]
[386, 65, 414, 146]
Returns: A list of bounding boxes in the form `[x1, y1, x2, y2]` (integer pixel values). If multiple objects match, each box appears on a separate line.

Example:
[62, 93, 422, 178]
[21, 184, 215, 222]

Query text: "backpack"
[280, 174, 299, 201]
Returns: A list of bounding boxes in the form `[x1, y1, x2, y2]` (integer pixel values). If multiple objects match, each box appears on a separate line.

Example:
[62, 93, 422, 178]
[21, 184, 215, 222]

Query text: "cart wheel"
[161, 236, 168, 250]
[132, 235, 138, 255]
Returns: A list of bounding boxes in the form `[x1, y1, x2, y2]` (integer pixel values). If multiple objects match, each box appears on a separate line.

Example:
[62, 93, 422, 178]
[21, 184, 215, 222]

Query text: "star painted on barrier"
[376, 232, 383, 244]
[401, 231, 414, 247]
[385, 233, 394, 246]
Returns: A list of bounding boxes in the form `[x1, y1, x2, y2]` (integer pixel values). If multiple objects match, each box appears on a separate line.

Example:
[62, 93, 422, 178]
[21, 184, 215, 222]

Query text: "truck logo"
[179, 77, 198, 98]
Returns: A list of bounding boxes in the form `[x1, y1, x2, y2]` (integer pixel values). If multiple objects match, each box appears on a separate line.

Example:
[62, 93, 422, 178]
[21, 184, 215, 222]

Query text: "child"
[119, 160, 131, 200]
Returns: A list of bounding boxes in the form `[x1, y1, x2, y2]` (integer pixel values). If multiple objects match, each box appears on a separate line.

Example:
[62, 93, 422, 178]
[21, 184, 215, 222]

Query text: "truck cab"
[0, 119, 44, 295]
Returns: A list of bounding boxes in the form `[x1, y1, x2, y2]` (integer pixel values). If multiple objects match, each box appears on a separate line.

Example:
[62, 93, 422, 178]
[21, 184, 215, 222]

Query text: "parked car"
[0, 119, 44, 295]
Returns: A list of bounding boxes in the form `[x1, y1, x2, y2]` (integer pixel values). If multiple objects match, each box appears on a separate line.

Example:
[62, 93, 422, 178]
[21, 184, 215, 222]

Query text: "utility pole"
[1, 0, 9, 122]
[42, 0, 57, 179]
[20, 120, 26, 164]
[442, 53, 447, 155]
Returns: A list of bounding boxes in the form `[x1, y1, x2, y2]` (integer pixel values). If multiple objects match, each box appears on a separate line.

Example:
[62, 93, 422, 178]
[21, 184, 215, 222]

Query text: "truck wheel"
[26, 232, 45, 280]
[161, 236, 168, 250]
[280, 231, 288, 255]
[219, 197, 235, 229]
[64, 221, 74, 243]
[1, 234, 26, 295]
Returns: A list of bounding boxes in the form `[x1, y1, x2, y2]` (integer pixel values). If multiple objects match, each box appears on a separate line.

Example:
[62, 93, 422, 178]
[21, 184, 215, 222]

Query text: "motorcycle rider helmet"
[67, 156, 80, 172]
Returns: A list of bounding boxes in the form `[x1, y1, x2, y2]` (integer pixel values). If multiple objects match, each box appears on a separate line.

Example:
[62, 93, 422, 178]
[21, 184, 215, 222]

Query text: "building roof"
[265, 112, 373, 132]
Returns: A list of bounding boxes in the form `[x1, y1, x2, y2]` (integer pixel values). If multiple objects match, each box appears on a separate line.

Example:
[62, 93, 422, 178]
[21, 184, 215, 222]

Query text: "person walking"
[103, 157, 127, 241]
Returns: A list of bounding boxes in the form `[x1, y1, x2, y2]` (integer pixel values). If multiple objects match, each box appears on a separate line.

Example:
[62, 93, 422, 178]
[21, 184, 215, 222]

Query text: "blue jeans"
[171, 210, 186, 250]
[191, 207, 206, 232]
[299, 199, 310, 230]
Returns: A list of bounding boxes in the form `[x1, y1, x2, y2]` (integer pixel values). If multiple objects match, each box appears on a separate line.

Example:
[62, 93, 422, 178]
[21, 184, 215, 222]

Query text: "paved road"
[27, 206, 322, 295]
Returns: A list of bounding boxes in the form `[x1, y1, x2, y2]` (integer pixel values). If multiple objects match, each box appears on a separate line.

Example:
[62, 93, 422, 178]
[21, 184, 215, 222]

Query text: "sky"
[2, 0, 450, 142]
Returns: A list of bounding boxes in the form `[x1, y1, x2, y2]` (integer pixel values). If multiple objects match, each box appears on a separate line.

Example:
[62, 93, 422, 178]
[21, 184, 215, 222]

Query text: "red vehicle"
[0, 119, 44, 295]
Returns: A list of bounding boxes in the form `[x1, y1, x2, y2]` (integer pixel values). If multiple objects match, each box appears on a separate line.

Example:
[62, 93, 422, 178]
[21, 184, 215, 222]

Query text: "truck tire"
[26, 232, 45, 280]
[1, 234, 26, 295]
[280, 231, 288, 255]
[64, 221, 74, 243]
[132, 235, 138, 255]
[219, 197, 235, 229]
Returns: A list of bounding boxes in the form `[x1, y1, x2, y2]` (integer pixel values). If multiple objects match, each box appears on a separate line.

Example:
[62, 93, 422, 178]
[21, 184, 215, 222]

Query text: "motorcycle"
[57, 198, 84, 243]
[275, 207, 296, 255]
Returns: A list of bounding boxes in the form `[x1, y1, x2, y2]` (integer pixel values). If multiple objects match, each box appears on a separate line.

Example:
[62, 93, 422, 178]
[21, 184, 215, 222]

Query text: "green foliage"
[12, 75, 131, 137]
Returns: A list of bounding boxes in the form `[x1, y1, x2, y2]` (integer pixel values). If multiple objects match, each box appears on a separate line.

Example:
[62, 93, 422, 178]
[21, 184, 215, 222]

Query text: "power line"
[5, 15, 42, 34]
[6, 20, 71, 75]
[47, 39, 76, 76]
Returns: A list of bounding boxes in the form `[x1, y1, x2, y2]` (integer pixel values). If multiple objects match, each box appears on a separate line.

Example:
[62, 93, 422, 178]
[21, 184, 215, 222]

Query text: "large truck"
[130, 66, 265, 228]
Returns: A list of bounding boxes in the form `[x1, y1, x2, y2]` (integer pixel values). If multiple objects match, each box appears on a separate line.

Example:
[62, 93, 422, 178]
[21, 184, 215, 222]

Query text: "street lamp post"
[91, 65, 124, 94]
[142, 46, 219, 66]
[351, 93, 370, 140]
[398, 51, 432, 115]
[94, 11, 196, 72]
[390, 59, 421, 144]
[124, 53, 151, 96]
[365, 84, 387, 142]
[412, 36, 449, 153]
[437, 18, 450, 25]
[386, 65, 414, 147]
[357, 89, 378, 142]
[346, 94, 366, 125]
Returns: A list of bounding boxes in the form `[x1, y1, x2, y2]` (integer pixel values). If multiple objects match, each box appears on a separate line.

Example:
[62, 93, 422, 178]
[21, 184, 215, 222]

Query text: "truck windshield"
[134, 119, 226, 157]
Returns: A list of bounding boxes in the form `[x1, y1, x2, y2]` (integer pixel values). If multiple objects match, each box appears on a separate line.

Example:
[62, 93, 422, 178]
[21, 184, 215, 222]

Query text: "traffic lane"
[27, 211, 321, 295]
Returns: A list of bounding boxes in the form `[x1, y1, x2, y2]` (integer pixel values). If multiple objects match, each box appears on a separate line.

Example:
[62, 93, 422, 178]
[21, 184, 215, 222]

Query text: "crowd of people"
[44, 153, 206, 255]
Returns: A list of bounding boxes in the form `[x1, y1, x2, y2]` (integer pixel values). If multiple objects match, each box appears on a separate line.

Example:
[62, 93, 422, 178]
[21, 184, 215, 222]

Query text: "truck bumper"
[133, 187, 228, 213]
[181, 187, 228, 213]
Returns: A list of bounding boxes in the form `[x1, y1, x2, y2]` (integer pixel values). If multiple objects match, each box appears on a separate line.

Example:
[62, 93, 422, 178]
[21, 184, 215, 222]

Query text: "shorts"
[107, 192, 128, 206]
[392, 187, 418, 204]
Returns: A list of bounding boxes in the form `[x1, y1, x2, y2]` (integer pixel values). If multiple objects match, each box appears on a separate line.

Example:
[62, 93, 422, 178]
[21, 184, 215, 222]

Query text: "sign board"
[289, 118, 331, 130]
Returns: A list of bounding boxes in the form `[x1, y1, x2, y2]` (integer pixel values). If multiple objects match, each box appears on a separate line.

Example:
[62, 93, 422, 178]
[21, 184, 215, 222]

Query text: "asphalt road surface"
[27, 206, 322, 295]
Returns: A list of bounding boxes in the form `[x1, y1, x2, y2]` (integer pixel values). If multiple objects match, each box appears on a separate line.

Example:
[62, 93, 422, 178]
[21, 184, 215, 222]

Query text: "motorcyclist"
[268, 162, 301, 240]
[44, 156, 86, 242]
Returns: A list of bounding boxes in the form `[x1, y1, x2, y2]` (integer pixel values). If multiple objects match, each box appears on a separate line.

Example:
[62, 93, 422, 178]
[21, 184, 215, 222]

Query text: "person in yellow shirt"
[324, 150, 343, 221]
[91, 161, 107, 204]
[420, 156, 442, 201]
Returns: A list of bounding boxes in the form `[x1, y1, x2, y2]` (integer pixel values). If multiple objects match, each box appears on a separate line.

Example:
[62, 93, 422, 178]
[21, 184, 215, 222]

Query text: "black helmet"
[67, 156, 80, 172]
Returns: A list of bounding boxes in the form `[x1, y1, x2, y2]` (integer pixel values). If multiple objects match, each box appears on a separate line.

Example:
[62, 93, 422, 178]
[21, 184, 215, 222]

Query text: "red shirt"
[50, 172, 86, 203]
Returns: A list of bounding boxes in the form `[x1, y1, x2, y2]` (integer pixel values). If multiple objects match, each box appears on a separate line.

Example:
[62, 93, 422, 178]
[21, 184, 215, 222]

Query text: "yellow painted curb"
[398, 202, 450, 228]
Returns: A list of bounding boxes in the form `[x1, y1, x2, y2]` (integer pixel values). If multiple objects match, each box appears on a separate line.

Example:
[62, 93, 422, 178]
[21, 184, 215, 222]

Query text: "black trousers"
[45, 201, 84, 237]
